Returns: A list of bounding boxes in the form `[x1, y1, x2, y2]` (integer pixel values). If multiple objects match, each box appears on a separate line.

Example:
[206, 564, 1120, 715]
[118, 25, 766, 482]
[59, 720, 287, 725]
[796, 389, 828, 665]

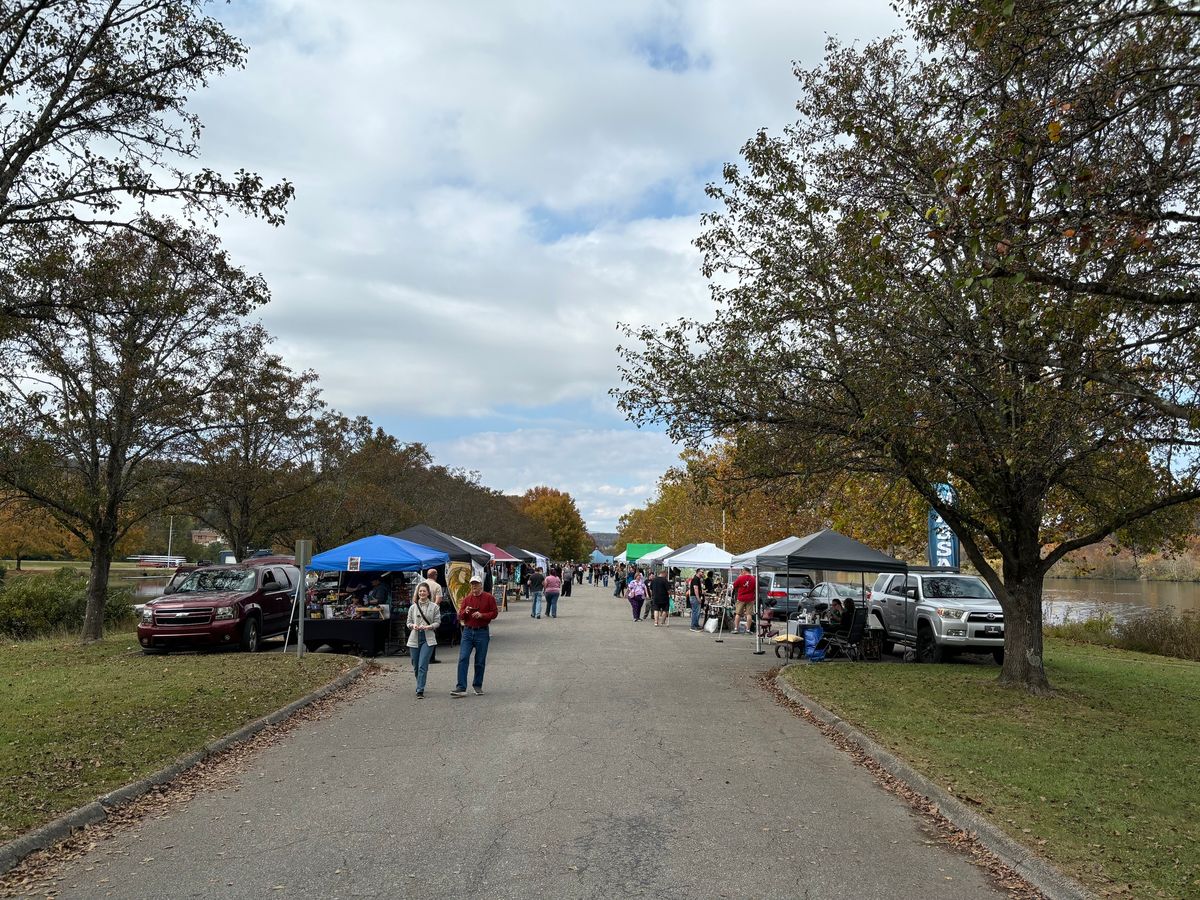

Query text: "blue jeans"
[530, 590, 544, 616]
[690, 597, 702, 628]
[456, 627, 490, 691]
[545, 592, 559, 617]
[410, 631, 433, 692]
[602, 574, 609, 587]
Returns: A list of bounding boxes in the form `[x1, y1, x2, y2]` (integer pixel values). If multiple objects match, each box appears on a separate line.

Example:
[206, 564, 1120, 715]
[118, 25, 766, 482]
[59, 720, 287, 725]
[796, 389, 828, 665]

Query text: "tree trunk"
[997, 573, 1052, 695]
[15, 553, 21, 570]
[81, 534, 114, 642]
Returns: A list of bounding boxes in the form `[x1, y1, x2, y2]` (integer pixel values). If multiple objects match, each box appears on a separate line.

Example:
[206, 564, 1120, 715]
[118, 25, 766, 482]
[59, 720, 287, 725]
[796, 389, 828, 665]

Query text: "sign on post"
[347, 556, 361, 572]
[927, 483, 960, 568]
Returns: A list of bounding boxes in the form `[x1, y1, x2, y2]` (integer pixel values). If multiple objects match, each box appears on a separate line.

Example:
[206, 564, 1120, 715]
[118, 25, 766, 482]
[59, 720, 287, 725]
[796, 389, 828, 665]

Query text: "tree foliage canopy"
[616, 0, 1200, 693]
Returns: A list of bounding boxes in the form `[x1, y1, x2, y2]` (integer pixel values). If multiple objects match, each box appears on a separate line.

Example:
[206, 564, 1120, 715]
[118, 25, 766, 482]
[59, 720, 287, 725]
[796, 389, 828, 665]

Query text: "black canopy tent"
[504, 546, 537, 563]
[391, 524, 492, 565]
[770, 529, 908, 574]
[740, 529, 907, 655]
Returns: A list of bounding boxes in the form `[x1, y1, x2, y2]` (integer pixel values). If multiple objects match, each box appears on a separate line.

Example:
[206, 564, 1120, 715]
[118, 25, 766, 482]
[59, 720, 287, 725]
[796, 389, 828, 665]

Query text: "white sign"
[347, 556, 361, 572]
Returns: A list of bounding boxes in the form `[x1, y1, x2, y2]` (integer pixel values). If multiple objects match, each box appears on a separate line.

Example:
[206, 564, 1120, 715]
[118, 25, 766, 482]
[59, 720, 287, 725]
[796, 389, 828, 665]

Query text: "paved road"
[49, 582, 1006, 899]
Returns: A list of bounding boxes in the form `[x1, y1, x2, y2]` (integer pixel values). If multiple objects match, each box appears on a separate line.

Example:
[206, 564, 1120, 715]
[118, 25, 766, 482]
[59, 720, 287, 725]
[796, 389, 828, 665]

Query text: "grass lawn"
[781, 639, 1200, 899]
[0, 632, 355, 843]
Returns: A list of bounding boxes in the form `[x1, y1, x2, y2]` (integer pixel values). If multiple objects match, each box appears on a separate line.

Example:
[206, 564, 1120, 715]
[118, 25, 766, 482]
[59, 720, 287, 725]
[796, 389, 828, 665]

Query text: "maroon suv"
[137, 559, 299, 654]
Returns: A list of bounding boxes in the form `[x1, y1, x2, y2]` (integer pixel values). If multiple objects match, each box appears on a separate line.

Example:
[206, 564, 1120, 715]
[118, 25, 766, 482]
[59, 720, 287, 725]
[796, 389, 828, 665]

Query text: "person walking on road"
[627, 572, 647, 622]
[649, 569, 671, 627]
[602, 564, 610, 589]
[688, 569, 705, 631]
[529, 567, 546, 619]
[543, 568, 562, 618]
[417, 568, 445, 663]
[562, 565, 573, 598]
[406, 582, 441, 698]
[731, 566, 757, 635]
[451, 575, 498, 697]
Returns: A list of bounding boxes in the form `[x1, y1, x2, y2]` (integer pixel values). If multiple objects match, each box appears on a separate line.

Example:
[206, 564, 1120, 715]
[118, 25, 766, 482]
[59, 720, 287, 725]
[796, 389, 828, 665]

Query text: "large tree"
[0, 0, 292, 330]
[189, 337, 344, 560]
[0, 220, 267, 640]
[518, 487, 591, 561]
[616, 0, 1200, 693]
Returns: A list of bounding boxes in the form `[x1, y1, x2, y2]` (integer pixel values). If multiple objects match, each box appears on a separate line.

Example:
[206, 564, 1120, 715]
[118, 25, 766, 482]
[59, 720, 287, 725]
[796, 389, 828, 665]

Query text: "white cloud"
[185, 0, 900, 521]
[432, 427, 679, 530]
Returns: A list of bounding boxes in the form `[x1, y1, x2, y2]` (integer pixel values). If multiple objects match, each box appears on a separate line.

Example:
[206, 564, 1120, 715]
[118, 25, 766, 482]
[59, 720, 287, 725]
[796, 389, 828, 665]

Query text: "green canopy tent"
[624, 543, 667, 563]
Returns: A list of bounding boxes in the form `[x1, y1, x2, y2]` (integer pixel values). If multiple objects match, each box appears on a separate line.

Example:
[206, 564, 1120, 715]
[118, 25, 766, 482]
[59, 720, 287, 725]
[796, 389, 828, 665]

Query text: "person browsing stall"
[451, 575, 498, 697]
[731, 566, 757, 635]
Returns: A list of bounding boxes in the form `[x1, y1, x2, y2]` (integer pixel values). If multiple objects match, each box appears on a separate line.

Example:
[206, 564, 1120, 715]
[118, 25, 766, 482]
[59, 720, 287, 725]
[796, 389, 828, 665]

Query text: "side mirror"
[905, 587, 917, 599]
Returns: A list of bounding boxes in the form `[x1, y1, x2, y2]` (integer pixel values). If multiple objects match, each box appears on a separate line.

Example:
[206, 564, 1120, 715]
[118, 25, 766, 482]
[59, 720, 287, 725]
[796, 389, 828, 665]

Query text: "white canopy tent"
[614, 550, 627, 563]
[637, 545, 675, 565]
[662, 542, 733, 570]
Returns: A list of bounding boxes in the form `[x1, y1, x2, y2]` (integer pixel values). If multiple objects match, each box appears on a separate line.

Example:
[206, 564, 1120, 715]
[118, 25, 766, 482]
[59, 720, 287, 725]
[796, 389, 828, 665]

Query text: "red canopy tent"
[481, 543, 520, 562]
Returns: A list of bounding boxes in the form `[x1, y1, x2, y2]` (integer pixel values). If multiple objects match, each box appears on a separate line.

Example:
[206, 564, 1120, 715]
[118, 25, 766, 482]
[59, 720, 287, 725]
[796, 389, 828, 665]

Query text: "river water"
[1042, 577, 1200, 623]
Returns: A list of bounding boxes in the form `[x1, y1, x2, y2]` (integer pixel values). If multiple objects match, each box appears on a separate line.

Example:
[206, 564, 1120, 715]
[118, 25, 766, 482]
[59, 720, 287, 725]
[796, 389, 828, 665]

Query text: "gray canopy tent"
[733, 529, 907, 654]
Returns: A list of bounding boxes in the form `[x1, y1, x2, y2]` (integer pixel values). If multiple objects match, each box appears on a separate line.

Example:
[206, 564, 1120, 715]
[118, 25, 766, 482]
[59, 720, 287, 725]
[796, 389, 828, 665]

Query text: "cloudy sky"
[194, 0, 898, 530]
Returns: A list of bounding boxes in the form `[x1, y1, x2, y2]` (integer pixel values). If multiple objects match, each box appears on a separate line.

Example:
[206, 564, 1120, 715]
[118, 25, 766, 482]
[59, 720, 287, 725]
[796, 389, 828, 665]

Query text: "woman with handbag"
[407, 582, 442, 698]
[627, 572, 647, 622]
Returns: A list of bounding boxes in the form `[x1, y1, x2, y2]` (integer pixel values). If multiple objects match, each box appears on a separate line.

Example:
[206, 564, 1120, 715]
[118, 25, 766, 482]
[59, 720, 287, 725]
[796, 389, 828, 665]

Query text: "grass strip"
[0, 632, 353, 842]
[781, 639, 1200, 899]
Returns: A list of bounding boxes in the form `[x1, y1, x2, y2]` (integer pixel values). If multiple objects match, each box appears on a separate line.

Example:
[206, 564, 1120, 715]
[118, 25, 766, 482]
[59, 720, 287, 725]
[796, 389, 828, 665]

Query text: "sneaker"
[450, 689, 466, 697]
[416, 691, 424, 699]
[472, 687, 483, 695]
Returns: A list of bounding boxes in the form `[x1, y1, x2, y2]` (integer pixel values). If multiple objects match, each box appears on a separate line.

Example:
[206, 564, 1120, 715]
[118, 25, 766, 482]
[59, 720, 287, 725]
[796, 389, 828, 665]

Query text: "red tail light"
[866, 590, 872, 601]
[768, 590, 786, 598]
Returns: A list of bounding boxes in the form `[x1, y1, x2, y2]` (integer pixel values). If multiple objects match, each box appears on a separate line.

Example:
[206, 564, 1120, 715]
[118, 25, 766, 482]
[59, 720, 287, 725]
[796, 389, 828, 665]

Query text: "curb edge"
[0, 659, 367, 876]
[773, 670, 1096, 900]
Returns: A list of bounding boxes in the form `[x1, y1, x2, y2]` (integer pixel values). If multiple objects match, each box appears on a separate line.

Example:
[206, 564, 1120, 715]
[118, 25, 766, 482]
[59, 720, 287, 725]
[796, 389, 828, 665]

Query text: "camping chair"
[824, 605, 868, 661]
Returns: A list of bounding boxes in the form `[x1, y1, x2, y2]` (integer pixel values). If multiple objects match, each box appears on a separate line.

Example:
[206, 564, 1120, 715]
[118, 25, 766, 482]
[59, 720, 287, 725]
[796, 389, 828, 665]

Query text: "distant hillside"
[589, 532, 619, 553]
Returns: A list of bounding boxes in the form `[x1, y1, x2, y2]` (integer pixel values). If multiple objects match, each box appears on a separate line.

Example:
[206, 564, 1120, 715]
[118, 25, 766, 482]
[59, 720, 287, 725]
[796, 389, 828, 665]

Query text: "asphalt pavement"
[47, 581, 1007, 899]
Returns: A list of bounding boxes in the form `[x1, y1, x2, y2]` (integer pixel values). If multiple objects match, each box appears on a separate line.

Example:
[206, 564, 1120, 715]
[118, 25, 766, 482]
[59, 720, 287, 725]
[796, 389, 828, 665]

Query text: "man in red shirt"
[452, 575, 499, 696]
[731, 566, 757, 635]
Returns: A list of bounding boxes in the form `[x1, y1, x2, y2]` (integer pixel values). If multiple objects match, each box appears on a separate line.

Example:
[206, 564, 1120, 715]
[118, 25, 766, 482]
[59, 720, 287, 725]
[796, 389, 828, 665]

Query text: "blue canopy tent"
[590, 549, 614, 564]
[308, 534, 450, 572]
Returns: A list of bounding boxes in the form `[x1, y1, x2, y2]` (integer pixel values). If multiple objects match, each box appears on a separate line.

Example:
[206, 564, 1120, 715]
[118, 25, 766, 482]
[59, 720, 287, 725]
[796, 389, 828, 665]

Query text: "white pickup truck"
[867, 569, 1005, 664]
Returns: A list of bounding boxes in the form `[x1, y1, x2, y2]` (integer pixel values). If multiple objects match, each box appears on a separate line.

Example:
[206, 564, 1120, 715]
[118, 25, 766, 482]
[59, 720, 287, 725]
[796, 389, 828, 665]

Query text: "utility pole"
[166, 516, 174, 562]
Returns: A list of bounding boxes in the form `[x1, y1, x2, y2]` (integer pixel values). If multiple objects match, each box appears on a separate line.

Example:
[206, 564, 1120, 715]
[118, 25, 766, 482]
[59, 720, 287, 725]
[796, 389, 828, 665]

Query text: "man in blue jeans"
[452, 575, 499, 697]
[688, 569, 705, 631]
[528, 566, 545, 619]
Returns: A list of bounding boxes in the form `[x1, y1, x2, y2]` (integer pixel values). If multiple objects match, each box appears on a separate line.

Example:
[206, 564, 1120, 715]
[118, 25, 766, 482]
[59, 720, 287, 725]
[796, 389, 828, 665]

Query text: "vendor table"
[302, 618, 388, 656]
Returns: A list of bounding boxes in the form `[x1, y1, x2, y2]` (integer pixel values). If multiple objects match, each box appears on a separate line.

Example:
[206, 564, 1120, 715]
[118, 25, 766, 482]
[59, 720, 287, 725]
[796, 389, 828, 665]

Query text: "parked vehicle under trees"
[616, 0, 1200, 694]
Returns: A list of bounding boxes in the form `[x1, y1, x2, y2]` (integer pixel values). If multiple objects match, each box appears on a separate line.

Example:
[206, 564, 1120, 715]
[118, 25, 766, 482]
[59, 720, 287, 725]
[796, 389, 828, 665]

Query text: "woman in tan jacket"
[407, 582, 442, 698]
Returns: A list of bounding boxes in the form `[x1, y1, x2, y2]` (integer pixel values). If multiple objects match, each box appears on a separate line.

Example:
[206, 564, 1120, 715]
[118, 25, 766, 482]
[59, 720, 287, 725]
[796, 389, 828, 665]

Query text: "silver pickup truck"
[867, 570, 1005, 664]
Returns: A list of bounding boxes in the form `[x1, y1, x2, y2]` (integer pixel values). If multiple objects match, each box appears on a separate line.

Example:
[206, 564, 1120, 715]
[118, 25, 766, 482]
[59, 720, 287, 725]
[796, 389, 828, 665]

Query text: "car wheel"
[240, 616, 260, 653]
[872, 615, 894, 655]
[916, 623, 943, 664]
[992, 648, 1005, 665]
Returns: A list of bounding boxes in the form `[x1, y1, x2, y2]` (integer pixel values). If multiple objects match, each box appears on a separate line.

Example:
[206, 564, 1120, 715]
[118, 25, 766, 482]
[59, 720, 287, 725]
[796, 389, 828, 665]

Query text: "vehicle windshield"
[175, 570, 257, 594]
[922, 576, 995, 600]
[831, 584, 863, 598]
[774, 574, 814, 590]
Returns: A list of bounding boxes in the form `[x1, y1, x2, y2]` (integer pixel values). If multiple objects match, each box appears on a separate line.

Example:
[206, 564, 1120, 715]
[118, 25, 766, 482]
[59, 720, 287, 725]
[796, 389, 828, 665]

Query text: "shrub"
[0, 568, 133, 638]
[1045, 607, 1200, 662]
[1116, 609, 1200, 662]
